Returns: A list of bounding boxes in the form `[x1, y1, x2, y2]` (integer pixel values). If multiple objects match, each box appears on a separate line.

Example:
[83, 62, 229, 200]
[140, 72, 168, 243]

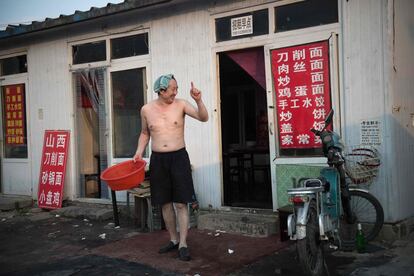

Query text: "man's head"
[154, 74, 175, 93]
[154, 74, 178, 103]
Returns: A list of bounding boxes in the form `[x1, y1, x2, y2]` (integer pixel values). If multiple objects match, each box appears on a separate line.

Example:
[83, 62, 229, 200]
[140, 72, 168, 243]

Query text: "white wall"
[342, 0, 414, 222]
[342, 0, 389, 217]
[388, 0, 414, 221]
[150, 7, 221, 208]
[27, 39, 74, 199]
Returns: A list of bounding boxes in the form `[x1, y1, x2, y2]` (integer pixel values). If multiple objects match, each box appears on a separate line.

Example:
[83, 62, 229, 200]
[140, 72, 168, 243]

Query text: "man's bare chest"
[147, 112, 184, 132]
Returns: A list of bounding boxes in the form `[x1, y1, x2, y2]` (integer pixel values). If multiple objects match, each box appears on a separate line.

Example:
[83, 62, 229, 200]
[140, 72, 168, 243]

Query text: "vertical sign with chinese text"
[37, 130, 70, 209]
[4, 84, 25, 145]
[271, 40, 332, 149]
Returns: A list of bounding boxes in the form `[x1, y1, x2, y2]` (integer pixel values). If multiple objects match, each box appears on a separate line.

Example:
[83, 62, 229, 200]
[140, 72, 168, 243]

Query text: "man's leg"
[174, 202, 189, 248]
[162, 202, 179, 242]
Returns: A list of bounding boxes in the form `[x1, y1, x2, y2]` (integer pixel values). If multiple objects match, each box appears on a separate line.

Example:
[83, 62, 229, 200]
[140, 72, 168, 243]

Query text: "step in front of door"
[197, 212, 278, 238]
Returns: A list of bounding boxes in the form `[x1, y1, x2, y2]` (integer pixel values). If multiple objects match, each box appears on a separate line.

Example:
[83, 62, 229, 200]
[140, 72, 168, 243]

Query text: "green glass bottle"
[356, 223, 366, 253]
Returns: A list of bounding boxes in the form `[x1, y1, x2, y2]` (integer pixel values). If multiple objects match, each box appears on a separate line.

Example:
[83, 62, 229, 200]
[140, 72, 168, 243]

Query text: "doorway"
[74, 69, 108, 199]
[219, 47, 272, 209]
[74, 67, 147, 199]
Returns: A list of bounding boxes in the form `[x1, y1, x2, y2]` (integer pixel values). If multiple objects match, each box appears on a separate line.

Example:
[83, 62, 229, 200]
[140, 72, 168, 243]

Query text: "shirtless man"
[133, 74, 208, 261]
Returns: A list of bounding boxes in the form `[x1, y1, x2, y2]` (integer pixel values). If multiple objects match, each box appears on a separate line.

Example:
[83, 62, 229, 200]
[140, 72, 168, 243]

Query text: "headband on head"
[153, 74, 174, 93]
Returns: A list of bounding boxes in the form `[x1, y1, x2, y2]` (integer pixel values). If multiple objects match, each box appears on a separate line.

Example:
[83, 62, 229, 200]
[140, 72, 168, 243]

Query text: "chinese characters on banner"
[4, 84, 25, 145]
[37, 130, 70, 209]
[271, 40, 332, 149]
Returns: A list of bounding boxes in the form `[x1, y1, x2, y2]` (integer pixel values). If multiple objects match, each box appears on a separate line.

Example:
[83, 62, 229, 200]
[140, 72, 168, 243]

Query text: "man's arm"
[184, 82, 209, 122]
[133, 108, 150, 161]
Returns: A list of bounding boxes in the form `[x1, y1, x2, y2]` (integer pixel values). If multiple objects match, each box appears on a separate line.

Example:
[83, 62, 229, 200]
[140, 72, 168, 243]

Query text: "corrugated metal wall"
[342, 0, 414, 222]
[342, 0, 390, 218]
[150, 7, 221, 208]
[27, 40, 74, 199]
[389, 0, 414, 221]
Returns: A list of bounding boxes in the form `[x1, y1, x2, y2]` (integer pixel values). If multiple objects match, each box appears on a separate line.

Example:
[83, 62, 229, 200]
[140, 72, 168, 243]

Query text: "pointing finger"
[191, 81, 194, 90]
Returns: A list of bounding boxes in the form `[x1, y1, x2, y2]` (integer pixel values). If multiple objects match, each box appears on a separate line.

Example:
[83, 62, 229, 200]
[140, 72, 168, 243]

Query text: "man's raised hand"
[190, 81, 202, 101]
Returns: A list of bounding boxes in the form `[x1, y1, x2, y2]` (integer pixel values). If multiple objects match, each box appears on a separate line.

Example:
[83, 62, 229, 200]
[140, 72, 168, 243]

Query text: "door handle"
[269, 122, 273, 135]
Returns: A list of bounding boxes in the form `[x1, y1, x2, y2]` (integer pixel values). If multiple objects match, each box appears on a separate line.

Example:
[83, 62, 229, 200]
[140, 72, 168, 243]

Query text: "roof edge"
[0, 0, 172, 40]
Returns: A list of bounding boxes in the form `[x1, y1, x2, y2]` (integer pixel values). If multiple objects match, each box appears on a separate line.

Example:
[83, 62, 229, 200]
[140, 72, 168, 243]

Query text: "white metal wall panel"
[27, 40, 74, 200]
[150, 8, 221, 208]
[389, 0, 414, 221]
[342, 0, 414, 222]
[342, 0, 392, 220]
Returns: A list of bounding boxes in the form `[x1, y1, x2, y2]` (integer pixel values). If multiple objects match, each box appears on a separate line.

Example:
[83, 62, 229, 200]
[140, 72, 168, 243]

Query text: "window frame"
[110, 32, 149, 60]
[109, 66, 148, 159]
[274, 0, 339, 33]
[107, 59, 151, 166]
[214, 8, 270, 42]
[264, 32, 341, 163]
[0, 73, 30, 162]
[68, 29, 151, 71]
[72, 39, 107, 65]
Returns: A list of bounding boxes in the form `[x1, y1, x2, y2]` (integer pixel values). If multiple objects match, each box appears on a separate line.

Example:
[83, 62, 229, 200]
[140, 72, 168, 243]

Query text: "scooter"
[286, 110, 383, 275]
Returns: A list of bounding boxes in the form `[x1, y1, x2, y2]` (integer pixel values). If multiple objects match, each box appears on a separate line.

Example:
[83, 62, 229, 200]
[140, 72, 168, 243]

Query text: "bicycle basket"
[343, 145, 381, 184]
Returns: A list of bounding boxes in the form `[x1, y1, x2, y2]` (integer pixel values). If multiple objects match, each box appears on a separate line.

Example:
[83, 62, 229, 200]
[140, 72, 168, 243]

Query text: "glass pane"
[111, 33, 149, 59]
[0, 55, 27, 76]
[111, 68, 146, 158]
[275, 0, 338, 32]
[1, 84, 28, 158]
[72, 40, 106, 64]
[216, 9, 269, 42]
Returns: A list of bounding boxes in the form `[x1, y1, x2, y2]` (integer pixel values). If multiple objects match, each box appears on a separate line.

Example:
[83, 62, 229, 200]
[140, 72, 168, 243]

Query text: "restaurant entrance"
[219, 46, 272, 209]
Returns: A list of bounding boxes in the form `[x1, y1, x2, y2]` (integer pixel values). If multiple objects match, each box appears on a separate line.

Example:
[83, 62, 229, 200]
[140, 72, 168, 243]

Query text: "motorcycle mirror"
[325, 109, 334, 126]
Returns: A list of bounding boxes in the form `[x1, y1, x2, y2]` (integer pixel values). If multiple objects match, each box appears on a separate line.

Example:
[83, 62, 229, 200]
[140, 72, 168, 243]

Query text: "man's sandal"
[178, 247, 191, 261]
[158, 241, 179, 254]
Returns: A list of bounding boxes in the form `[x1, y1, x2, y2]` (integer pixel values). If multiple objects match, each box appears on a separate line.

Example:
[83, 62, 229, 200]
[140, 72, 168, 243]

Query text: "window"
[1, 84, 28, 158]
[111, 68, 146, 158]
[72, 40, 106, 64]
[111, 33, 149, 59]
[0, 55, 27, 76]
[275, 0, 338, 32]
[215, 9, 269, 42]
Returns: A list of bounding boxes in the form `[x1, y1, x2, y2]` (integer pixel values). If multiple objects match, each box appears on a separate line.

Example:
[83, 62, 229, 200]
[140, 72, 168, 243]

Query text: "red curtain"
[226, 47, 266, 90]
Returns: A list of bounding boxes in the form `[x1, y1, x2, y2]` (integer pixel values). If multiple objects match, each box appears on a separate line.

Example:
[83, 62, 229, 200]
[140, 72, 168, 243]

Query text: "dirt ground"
[0, 208, 172, 274]
[1, 207, 409, 276]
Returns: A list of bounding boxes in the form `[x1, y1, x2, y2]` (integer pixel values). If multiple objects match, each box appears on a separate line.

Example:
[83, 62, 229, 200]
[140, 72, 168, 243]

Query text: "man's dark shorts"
[149, 148, 196, 206]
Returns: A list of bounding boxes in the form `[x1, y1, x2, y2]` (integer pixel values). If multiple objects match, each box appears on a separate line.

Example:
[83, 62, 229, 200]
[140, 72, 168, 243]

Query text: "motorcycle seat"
[300, 177, 330, 192]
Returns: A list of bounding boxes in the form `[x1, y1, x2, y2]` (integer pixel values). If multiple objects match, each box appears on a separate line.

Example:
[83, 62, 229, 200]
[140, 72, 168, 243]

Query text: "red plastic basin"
[100, 159, 146, 191]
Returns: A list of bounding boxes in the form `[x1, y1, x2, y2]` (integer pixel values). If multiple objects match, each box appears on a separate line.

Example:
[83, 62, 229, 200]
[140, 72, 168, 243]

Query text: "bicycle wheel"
[297, 200, 324, 275]
[340, 190, 384, 249]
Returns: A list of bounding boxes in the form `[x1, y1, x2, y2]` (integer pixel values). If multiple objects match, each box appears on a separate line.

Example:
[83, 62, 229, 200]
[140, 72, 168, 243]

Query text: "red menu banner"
[271, 40, 332, 149]
[37, 130, 70, 209]
[4, 84, 25, 145]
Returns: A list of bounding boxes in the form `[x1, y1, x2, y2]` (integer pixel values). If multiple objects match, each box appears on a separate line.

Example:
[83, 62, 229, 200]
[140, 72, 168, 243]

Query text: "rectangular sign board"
[37, 130, 70, 209]
[271, 40, 332, 149]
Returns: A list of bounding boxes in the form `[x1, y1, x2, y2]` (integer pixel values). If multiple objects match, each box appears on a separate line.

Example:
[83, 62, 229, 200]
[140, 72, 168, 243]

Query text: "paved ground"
[1, 206, 413, 276]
